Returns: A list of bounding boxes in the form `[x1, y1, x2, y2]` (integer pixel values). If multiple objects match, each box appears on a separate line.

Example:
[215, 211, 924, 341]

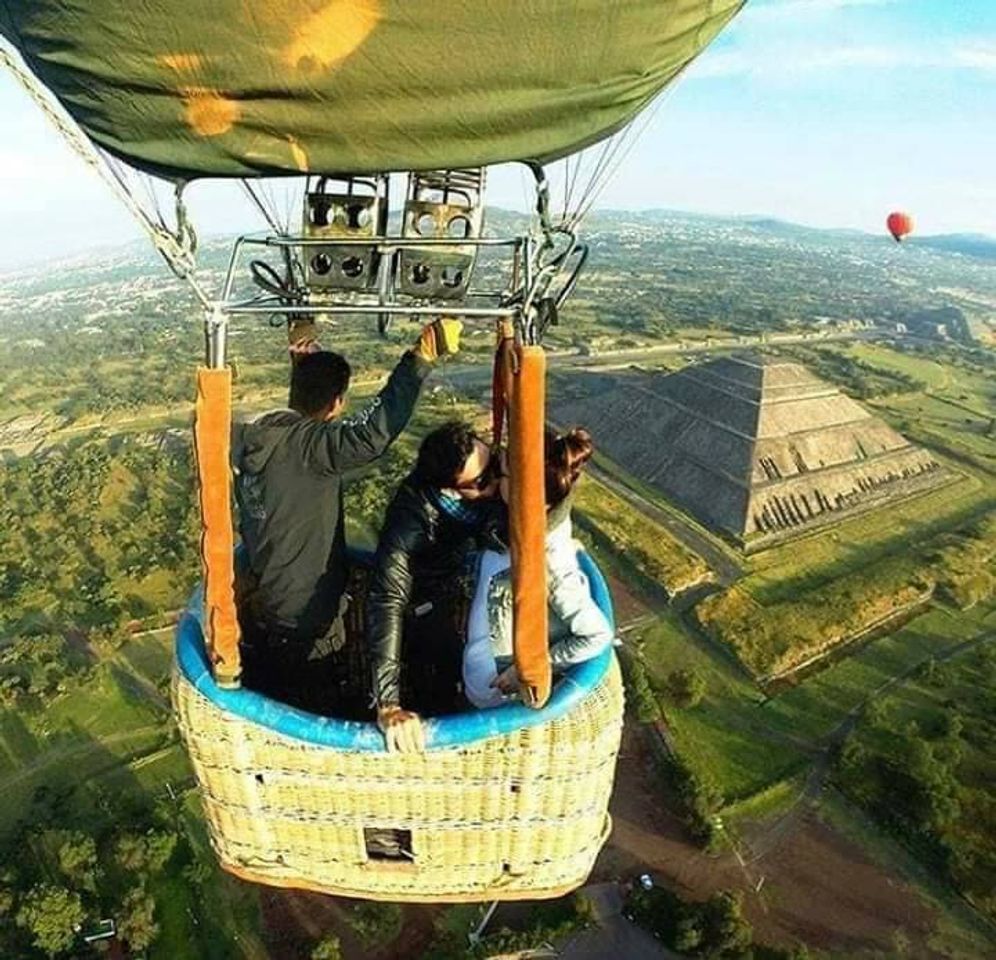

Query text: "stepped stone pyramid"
[551, 353, 947, 547]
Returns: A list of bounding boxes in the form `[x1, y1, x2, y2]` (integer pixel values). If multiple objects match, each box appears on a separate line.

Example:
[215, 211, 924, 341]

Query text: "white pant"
[463, 549, 512, 709]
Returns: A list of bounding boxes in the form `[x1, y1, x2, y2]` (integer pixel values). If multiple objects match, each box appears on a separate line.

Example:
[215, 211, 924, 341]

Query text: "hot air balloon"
[887, 211, 915, 243]
[1, 1, 745, 902]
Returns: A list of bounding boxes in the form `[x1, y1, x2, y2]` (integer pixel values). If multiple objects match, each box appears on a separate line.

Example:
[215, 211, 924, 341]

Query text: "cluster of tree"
[423, 893, 594, 959]
[653, 744, 726, 847]
[783, 346, 923, 399]
[834, 649, 996, 921]
[837, 722, 960, 871]
[626, 887, 760, 958]
[53, 362, 195, 420]
[664, 667, 707, 708]
[344, 900, 403, 950]
[311, 934, 344, 960]
[622, 651, 707, 724]
[0, 632, 93, 708]
[0, 817, 178, 958]
[343, 445, 411, 534]
[0, 436, 200, 637]
[925, 514, 996, 610]
[621, 651, 661, 724]
[901, 306, 973, 344]
[694, 557, 934, 679]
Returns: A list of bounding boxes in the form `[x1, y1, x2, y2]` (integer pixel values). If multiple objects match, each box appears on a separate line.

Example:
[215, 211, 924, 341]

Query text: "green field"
[574, 476, 714, 598]
[845, 342, 955, 388]
[742, 468, 993, 604]
[0, 620, 264, 959]
[763, 602, 995, 746]
[633, 614, 808, 801]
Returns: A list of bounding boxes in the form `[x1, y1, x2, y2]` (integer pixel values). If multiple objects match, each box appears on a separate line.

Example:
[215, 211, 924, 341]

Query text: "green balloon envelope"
[1, 0, 743, 179]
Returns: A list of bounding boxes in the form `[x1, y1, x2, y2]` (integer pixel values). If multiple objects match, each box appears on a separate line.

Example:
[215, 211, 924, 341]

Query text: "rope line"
[0, 41, 210, 307]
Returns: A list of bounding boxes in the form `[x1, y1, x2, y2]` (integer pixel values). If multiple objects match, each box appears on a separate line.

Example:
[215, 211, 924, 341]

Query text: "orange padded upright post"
[508, 344, 550, 708]
[194, 366, 241, 688]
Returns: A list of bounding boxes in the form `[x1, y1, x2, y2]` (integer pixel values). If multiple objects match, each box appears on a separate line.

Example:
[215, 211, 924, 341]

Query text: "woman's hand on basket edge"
[377, 705, 425, 753]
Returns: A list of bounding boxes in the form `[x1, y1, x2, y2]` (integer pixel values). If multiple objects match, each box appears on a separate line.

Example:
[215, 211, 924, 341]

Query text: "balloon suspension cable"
[513, 161, 588, 342]
[240, 179, 284, 234]
[565, 69, 682, 231]
[0, 41, 210, 310]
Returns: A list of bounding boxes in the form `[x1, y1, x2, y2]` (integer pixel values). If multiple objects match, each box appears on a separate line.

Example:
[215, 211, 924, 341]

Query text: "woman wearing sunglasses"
[462, 426, 615, 709]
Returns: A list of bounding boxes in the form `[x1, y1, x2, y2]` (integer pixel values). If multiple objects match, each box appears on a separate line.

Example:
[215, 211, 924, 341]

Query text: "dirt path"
[111, 650, 171, 711]
[0, 724, 164, 792]
[258, 889, 439, 960]
[598, 722, 945, 957]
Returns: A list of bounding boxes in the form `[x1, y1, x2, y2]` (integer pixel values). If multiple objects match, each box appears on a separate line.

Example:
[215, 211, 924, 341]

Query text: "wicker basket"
[172, 553, 624, 902]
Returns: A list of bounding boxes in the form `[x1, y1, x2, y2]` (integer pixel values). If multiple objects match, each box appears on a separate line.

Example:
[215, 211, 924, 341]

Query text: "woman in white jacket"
[463, 427, 614, 708]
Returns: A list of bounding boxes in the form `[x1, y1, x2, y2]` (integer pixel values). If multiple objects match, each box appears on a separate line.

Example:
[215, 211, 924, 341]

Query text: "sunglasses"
[453, 449, 507, 491]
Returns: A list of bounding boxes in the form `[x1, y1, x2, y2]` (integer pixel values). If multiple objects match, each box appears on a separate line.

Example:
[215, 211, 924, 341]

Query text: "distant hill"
[912, 233, 996, 262]
[591, 210, 996, 260]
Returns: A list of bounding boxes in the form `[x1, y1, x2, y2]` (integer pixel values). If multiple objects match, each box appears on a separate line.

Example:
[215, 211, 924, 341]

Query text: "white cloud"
[689, 28, 996, 81]
[690, 0, 996, 82]
[952, 41, 996, 72]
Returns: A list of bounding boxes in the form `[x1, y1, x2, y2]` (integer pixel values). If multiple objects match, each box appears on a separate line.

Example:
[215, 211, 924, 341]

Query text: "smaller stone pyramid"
[550, 353, 947, 546]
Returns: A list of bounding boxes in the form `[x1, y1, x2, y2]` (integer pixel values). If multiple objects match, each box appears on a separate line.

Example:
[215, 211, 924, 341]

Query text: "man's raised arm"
[317, 318, 462, 473]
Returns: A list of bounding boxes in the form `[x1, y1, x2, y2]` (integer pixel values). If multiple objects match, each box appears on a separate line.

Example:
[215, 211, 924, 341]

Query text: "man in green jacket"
[232, 319, 460, 712]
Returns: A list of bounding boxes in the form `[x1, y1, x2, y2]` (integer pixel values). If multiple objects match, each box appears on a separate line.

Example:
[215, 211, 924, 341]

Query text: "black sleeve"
[366, 502, 426, 708]
[308, 351, 431, 474]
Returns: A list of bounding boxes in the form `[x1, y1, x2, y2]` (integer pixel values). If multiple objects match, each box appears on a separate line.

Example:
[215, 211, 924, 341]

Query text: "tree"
[700, 891, 753, 958]
[53, 831, 99, 892]
[15, 883, 85, 958]
[347, 901, 402, 948]
[114, 834, 146, 872]
[863, 698, 887, 728]
[116, 886, 159, 952]
[143, 831, 178, 873]
[667, 668, 707, 709]
[673, 910, 704, 953]
[623, 655, 660, 723]
[113, 831, 176, 875]
[312, 935, 344, 960]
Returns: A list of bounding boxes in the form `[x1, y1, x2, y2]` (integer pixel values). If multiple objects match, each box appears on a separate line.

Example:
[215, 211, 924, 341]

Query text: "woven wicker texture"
[173, 657, 623, 901]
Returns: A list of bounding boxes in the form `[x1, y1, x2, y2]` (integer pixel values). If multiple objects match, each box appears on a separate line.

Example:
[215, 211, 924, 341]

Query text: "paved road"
[560, 883, 680, 960]
[585, 462, 745, 588]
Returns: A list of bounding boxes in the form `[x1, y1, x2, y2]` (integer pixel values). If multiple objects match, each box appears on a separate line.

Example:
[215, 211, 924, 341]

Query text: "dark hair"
[545, 426, 594, 508]
[416, 421, 481, 487]
[289, 351, 351, 416]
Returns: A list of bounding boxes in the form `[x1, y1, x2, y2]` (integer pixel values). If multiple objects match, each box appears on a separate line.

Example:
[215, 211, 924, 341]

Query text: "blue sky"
[1, 0, 994, 268]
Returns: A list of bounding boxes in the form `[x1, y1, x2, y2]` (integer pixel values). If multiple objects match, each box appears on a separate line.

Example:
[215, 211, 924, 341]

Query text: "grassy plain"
[643, 593, 996, 808]
[574, 476, 714, 597]
[635, 613, 808, 801]
[741, 466, 992, 603]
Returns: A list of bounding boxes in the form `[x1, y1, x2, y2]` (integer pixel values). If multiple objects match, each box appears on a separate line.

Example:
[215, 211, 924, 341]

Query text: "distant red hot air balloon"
[887, 211, 914, 242]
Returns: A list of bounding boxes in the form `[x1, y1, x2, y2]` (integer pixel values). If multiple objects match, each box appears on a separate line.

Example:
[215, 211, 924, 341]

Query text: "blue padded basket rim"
[175, 551, 615, 752]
